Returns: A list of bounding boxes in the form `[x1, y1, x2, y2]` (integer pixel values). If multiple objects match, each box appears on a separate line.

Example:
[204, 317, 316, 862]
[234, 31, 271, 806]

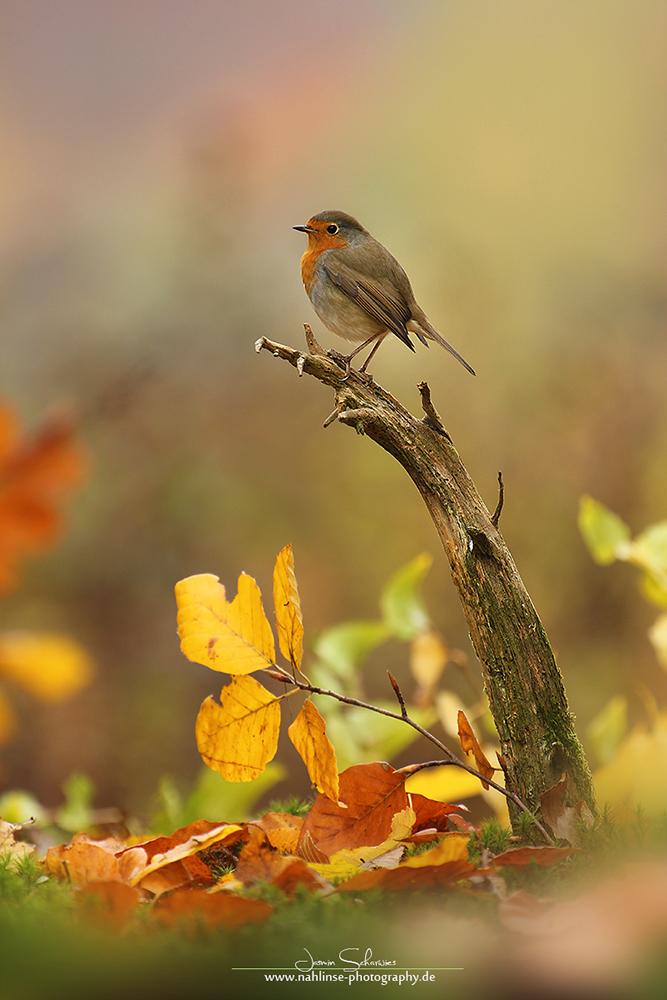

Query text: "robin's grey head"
[293, 211, 369, 247]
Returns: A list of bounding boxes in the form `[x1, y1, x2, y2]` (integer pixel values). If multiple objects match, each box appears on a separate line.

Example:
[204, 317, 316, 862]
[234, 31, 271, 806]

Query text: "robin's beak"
[293, 224, 316, 233]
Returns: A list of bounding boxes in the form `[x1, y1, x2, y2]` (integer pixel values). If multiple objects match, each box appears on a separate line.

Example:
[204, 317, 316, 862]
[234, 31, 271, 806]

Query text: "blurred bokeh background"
[1, 0, 665, 819]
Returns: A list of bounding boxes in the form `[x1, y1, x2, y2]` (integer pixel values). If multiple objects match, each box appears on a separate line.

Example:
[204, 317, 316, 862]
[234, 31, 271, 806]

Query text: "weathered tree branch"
[256, 327, 596, 829]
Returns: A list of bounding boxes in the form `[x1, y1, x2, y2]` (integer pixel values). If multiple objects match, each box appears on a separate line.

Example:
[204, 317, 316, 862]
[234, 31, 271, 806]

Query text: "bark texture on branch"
[256, 328, 596, 827]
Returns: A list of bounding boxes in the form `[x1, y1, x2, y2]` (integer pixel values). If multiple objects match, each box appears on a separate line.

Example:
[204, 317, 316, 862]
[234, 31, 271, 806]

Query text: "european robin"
[294, 210, 475, 378]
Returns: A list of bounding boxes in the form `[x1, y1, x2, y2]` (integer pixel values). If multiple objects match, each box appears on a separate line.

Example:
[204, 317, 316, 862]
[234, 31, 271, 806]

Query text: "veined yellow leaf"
[273, 544, 304, 670]
[288, 699, 339, 802]
[196, 675, 281, 781]
[176, 573, 275, 674]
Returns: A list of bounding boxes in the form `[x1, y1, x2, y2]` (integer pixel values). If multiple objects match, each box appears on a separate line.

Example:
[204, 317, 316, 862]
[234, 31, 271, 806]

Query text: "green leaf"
[586, 695, 628, 767]
[312, 621, 390, 681]
[183, 762, 285, 825]
[628, 522, 667, 608]
[151, 764, 286, 834]
[318, 698, 434, 771]
[344, 701, 435, 760]
[0, 790, 47, 824]
[316, 710, 364, 772]
[55, 772, 95, 832]
[578, 496, 631, 565]
[380, 553, 433, 640]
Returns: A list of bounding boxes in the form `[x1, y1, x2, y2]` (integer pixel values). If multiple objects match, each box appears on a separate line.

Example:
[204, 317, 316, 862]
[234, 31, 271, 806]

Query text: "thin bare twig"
[387, 670, 408, 718]
[491, 471, 504, 528]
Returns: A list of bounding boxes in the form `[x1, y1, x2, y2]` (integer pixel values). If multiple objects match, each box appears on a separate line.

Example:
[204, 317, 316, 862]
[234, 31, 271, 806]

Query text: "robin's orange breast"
[300, 232, 348, 294]
[300, 246, 322, 295]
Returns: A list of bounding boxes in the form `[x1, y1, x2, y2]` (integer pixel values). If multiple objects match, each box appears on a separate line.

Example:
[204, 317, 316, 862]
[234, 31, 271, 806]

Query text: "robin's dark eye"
[326, 224, 339, 234]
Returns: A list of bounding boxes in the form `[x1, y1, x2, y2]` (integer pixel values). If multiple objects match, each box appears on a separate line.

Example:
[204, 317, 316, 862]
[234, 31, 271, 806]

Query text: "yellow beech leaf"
[196, 675, 281, 781]
[288, 699, 339, 802]
[176, 573, 275, 674]
[0, 631, 93, 702]
[410, 630, 448, 691]
[273, 544, 304, 670]
[401, 834, 469, 868]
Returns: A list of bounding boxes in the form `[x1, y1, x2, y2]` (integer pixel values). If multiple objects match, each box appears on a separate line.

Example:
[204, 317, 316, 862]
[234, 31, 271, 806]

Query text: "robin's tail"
[408, 316, 476, 376]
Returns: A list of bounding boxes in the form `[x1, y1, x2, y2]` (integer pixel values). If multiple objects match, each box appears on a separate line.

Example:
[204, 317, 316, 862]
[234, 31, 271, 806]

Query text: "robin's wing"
[322, 261, 428, 350]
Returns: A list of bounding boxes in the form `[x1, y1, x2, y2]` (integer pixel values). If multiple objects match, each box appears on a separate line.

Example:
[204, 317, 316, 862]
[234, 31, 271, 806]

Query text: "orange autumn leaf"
[154, 886, 273, 929]
[288, 699, 339, 802]
[195, 675, 281, 780]
[253, 812, 304, 854]
[492, 845, 581, 867]
[273, 544, 304, 671]
[0, 403, 86, 594]
[176, 572, 275, 674]
[410, 792, 468, 834]
[115, 820, 243, 889]
[44, 840, 123, 885]
[235, 826, 324, 896]
[457, 710, 495, 788]
[297, 762, 409, 859]
[76, 881, 141, 929]
[337, 835, 477, 893]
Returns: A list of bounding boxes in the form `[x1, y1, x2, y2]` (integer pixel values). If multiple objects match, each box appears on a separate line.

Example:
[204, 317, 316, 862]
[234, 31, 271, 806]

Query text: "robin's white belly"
[308, 279, 386, 344]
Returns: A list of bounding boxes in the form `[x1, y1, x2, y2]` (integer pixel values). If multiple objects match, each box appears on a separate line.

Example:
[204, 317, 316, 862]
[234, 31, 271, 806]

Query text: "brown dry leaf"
[540, 774, 595, 845]
[44, 841, 122, 885]
[448, 814, 482, 834]
[253, 812, 303, 854]
[196, 675, 281, 780]
[176, 572, 275, 674]
[76, 881, 141, 929]
[273, 544, 304, 671]
[457, 710, 495, 788]
[337, 835, 476, 893]
[288, 699, 339, 802]
[297, 762, 409, 859]
[235, 826, 324, 895]
[493, 845, 581, 867]
[115, 820, 243, 889]
[410, 792, 467, 834]
[0, 404, 86, 594]
[154, 886, 273, 929]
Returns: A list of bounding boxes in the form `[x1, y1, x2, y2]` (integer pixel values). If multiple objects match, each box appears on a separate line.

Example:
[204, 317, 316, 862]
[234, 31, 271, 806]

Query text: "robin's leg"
[358, 335, 387, 374]
[340, 333, 386, 379]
